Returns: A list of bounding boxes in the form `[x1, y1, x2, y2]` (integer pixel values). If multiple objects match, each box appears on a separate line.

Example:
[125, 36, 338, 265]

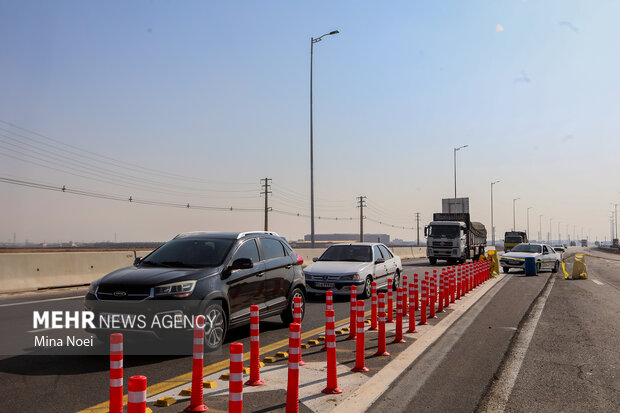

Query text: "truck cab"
[425, 220, 466, 265]
[504, 231, 528, 252]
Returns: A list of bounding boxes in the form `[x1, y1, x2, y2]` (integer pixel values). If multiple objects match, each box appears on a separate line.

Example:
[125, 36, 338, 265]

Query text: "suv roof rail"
[237, 231, 280, 239]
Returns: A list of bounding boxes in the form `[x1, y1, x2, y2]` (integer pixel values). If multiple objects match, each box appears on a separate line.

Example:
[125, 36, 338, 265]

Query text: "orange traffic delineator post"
[402, 275, 408, 317]
[457, 265, 462, 300]
[430, 272, 437, 319]
[185, 315, 208, 412]
[322, 309, 343, 393]
[419, 278, 428, 325]
[407, 282, 416, 333]
[229, 342, 243, 413]
[413, 272, 419, 311]
[450, 267, 456, 304]
[109, 333, 123, 413]
[286, 323, 301, 413]
[445, 268, 451, 308]
[375, 293, 390, 356]
[321, 291, 334, 351]
[293, 296, 305, 366]
[128, 375, 147, 413]
[352, 300, 369, 372]
[246, 305, 264, 386]
[386, 278, 394, 323]
[348, 286, 357, 339]
[370, 281, 378, 331]
[392, 288, 406, 343]
[438, 269, 445, 313]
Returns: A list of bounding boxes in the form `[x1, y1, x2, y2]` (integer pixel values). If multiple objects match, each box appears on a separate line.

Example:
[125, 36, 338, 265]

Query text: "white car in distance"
[499, 243, 561, 274]
[303, 243, 403, 298]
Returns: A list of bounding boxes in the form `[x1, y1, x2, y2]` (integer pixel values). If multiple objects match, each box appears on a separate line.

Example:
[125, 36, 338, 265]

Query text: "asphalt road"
[371, 247, 620, 412]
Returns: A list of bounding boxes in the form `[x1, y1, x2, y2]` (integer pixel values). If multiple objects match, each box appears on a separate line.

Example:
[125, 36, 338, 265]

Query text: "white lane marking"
[0, 295, 83, 308]
[480, 276, 555, 413]
[591, 279, 604, 286]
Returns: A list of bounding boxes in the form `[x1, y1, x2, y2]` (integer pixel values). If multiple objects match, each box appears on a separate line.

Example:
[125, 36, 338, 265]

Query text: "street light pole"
[309, 30, 339, 248]
[512, 198, 520, 231]
[527, 207, 532, 240]
[454, 145, 468, 198]
[558, 221, 561, 244]
[539, 214, 544, 242]
[549, 218, 553, 243]
[491, 180, 500, 248]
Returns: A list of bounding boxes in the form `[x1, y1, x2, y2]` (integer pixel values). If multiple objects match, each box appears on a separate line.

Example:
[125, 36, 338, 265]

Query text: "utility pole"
[357, 196, 367, 242]
[261, 178, 272, 231]
[539, 214, 544, 242]
[526, 207, 532, 240]
[415, 212, 421, 246]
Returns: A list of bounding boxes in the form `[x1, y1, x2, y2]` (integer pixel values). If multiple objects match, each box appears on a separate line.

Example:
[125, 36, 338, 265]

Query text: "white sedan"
[303, 243, 403, 298]
[499, 243, 561, 274]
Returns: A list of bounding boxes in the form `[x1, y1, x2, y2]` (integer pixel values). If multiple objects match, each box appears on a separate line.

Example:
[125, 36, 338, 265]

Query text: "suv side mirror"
[312, 257, 318, 262]
[424, 226, 428, 237]
[375, 258, 385, 264]
[230, 258, 253, 270]
[133, 257, 142, 266]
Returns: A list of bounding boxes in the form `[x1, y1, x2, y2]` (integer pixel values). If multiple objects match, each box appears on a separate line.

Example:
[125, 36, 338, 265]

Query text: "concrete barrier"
[0, 250, 153, 293]
[0, 245, 427, 294]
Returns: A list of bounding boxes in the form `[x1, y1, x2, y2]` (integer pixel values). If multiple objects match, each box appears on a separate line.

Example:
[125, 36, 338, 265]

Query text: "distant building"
[302, 233, 390, 243]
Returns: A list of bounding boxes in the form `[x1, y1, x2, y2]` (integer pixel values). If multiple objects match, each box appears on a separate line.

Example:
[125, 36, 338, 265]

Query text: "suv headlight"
[153, 280, 197, 298]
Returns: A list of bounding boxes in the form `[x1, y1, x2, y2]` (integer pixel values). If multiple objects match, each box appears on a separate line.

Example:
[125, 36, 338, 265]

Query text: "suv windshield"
[142, 238, 234, 268]
[510, 244, 542, 253]
[429, 225, 460, 238]
[319, 245, 372, 262]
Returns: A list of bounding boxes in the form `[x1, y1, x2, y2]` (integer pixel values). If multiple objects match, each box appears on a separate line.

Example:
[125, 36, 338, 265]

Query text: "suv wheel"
[203, 303, 227, 352]
[281, 287, 305, 325]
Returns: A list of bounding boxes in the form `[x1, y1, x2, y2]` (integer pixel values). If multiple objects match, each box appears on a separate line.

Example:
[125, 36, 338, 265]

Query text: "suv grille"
[96, 285, 151, 301]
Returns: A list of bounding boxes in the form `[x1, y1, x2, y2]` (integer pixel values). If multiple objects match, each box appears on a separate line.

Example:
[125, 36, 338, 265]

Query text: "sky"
[1, 0, 619, 244]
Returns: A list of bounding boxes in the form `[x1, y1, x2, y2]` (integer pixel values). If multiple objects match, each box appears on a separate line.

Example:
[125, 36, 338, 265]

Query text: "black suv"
[84, 231, 306, 351]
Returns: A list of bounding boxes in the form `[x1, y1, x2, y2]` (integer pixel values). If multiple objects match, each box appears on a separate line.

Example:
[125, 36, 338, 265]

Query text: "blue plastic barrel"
[524, 257, 537, 276]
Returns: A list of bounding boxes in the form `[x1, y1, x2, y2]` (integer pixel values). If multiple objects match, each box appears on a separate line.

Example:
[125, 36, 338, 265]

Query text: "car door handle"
[257, 272, 265, 277]
[285, 264, 292, 269]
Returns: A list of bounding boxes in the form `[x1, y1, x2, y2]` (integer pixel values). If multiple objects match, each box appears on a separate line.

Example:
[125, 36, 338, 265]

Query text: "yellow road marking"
[76, 311, 369, 412]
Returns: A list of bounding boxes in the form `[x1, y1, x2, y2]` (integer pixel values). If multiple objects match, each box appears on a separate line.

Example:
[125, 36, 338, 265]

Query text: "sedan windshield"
[510, 244, 542, 253]
[429, 225, 460, 238]
[319, 245, 372, 262]
[142, 238, 234, 268]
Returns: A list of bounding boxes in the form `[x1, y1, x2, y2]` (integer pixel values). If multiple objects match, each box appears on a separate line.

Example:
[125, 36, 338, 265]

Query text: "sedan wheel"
[361, 277, 372, 299]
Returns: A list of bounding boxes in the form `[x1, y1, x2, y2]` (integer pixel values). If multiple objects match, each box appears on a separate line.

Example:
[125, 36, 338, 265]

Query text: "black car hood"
[98, 266, 219, 287]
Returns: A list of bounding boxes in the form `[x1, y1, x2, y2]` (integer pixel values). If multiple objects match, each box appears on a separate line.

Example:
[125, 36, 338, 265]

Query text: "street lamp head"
[492, 180, 500, 185]
[329, 30, 340, 35]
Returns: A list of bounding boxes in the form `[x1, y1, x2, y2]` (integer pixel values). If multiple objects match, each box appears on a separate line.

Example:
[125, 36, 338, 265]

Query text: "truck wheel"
[429, 257, 437, 265]
[503, 267, 509, 273]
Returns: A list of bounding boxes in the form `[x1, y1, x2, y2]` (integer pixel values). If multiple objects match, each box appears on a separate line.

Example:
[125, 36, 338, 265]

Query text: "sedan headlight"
[153, 280, 197, 298]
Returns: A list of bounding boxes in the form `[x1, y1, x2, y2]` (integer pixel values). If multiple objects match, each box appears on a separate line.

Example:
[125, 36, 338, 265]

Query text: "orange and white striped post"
[456, 265, 462, 300]
[185, 315, 207, 412]
[229, 342, 244, 413]
[445, 268, 451, 308]
[407, 282, 416, 333]
[438, 269, 445, 313]
[374, 293, 390, 356]
[109, 333, 123, 413]
[245, 305, 264, 386]
[419, 278, 428, 325]
[321, 291, 334, 351]
[321, 309, 343, 394]
[293, 296, 305, 366]
[127, 375, 147, 413]
[286, 323, 301, 413]
[370, 282, 378, 331]
[413, 273, 419, 311]
[348, 286, 357, 339]
[430, 272, 437, 319]
[352, 300, 369, 372]
[402, 275, 408, 317]
[392, 288, 406, 343]
[387, 279, 394, 323]
[450, 267, 456, 303]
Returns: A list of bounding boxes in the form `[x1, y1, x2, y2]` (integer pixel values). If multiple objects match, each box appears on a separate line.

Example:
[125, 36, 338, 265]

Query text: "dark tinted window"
[373, 245, 383, 260]
[319, 245, 372, 262]
[511, 244, 542, 253]
[379, 245, 393, 259]
[261, 238, 286, 260]
[232, 239, 260, 263]
[142, 238, 234, 268]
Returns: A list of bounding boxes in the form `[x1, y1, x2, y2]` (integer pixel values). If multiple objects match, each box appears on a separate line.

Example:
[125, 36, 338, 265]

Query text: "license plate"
[315, 282, 335, 288]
